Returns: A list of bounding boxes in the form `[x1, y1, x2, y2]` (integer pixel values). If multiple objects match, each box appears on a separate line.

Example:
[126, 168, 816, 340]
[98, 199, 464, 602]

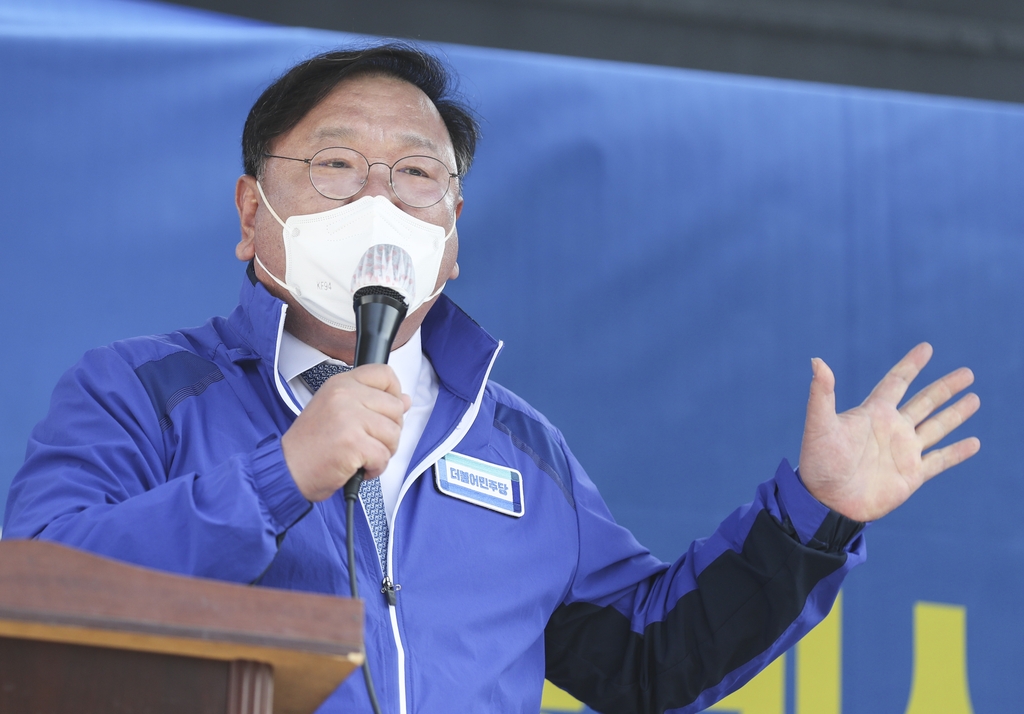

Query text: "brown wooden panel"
[0, 540, 363, 714]
[0, 635, 230, 714]
[0, 540, 361, 656]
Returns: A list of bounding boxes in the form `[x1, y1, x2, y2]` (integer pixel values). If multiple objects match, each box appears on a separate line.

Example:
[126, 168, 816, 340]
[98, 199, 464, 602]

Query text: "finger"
[350, 363, 404, 397]
[361, 440, 396, 479]
[920, 436, 981, 482]
[915, 392, 981, 450]
[316, 373, 407, 422]
[334, 415, 401, 477]
[900, 367, 975, 426]
[357, 389, 409, 423]
[865, 342, 933, 407]
[805, 357, 837, 428]
[363, 411, 405, 454]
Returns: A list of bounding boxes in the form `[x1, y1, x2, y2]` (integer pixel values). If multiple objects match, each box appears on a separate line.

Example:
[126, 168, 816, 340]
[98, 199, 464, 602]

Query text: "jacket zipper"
[381, 576, 400, 606]
[383, 339, 503, 714]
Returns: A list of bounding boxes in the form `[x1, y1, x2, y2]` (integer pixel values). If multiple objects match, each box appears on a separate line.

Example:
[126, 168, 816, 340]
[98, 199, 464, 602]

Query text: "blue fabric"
[2, 0, 1022, 710]
[3, 274, 859, 712]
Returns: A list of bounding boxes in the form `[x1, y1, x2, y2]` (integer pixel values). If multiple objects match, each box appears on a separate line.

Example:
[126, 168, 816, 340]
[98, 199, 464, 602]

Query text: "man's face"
[235, 73, 463, 359]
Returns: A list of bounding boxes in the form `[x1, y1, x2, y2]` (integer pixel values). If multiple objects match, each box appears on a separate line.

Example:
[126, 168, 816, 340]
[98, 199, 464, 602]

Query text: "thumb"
[805, 357, 837, 431]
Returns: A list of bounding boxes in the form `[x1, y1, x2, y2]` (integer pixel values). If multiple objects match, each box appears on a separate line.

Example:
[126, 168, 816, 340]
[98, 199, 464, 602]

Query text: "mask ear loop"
[252, 181, 300, 296]
[256, 180, 290, 230]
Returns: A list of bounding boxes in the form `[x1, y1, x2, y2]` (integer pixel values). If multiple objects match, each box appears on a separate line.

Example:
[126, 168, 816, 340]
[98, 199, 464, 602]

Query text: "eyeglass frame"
[262, 146, 461, 208]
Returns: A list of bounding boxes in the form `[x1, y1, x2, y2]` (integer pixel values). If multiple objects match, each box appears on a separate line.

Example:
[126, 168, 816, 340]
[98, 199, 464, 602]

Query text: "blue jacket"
[4, 268, 866, 713]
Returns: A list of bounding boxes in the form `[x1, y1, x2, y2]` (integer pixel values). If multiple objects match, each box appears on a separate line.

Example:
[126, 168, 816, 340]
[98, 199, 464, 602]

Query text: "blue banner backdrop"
[2, 0, 1023, 712]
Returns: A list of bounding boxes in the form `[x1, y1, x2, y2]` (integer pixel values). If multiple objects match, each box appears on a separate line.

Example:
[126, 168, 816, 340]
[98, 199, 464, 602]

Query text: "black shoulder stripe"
[134, 352, 225, 431]
[493, 402, 574, 508]
[544, 510, 846, 712]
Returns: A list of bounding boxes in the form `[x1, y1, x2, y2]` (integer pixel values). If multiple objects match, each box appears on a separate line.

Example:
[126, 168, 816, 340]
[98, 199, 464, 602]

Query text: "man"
[3, 44, 980, 713]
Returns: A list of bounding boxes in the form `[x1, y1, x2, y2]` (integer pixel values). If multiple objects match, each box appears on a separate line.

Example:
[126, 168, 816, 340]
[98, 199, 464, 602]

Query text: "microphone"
[342, 285, 408, 502]
[342, 278, 409, 714]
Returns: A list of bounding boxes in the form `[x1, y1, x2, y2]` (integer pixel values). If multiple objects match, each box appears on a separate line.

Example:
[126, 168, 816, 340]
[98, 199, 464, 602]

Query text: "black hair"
[242, 43, 480, 181]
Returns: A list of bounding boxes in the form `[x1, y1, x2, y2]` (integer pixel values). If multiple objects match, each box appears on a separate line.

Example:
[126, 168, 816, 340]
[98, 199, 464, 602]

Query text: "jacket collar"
[421, 295, 501, 404]
[227, 262, 288, 366]
[229, 264, 502, 403]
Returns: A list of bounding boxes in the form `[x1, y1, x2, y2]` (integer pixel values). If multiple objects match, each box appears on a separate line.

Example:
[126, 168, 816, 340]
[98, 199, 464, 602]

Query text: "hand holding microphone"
[280, 245, 413, 503]
[282, 364, 409, 502]
[342, 285, 409, 501]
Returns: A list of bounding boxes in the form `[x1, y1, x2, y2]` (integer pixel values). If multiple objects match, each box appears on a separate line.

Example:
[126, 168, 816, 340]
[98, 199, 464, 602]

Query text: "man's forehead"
[310, 125, 446, 156]
[292, 75, 454, 159]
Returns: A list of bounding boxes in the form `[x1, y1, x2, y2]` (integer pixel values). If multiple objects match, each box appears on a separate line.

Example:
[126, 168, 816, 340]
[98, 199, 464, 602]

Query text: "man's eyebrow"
[311, 127, 355, 143]
[393, 132, 443, 155]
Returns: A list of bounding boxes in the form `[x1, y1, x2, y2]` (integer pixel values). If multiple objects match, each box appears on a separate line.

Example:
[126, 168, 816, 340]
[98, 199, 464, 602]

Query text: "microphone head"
[352, 284, 407, 303]
[351, 244, 415, 302]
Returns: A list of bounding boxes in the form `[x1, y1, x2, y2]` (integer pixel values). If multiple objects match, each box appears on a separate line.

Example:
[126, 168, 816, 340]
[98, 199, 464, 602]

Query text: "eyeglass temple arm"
[263, 153, 312, 165]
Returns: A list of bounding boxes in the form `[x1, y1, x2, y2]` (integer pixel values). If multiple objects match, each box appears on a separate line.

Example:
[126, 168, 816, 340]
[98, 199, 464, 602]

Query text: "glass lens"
[308, 147, 368, 200]
[392, 155, 452, 208]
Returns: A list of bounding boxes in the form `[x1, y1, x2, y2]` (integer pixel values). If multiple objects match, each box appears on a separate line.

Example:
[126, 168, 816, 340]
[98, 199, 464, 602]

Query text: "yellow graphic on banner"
[541, 679, 585, 712]
[796, 591, 842, 714]
[904, 602, 975, 714]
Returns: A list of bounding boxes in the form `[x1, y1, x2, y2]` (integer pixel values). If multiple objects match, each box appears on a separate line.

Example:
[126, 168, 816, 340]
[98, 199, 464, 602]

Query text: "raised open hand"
[798, 343, 980, 522]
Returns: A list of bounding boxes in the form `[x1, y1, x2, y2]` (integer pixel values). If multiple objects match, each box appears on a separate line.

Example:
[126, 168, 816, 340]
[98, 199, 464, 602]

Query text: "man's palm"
[799, 343, 980, 522]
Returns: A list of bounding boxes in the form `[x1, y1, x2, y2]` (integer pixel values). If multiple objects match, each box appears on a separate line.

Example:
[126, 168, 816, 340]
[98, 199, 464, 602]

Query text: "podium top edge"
[0, 540, 363, 655]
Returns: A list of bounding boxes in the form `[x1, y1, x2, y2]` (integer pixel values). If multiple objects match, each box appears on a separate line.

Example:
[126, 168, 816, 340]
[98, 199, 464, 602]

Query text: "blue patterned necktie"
[300, 362, 391, 575]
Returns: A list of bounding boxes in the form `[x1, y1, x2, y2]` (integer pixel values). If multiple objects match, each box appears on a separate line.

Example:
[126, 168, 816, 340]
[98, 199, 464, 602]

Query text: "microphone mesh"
[354, 285, 404, 300]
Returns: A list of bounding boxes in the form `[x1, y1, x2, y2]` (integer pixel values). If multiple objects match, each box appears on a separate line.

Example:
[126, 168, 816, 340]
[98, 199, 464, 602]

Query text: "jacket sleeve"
[2, 345, 311, 582]
[544, 443, 865, 714]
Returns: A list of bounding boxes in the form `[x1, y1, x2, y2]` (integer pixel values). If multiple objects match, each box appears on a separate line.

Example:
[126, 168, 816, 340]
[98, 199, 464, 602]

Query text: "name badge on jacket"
[434, 452, 525, 517]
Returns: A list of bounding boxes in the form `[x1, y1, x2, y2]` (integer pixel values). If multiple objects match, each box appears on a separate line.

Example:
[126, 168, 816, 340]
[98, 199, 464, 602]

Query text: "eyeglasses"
[263, 147, 459, 208]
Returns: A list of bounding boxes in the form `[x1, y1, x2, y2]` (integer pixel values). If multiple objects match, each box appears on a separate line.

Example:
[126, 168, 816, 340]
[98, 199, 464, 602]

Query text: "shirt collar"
[278, 328, 425, 396]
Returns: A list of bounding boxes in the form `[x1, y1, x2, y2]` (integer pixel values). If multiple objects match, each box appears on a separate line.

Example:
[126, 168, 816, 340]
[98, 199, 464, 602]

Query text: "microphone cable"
[344, 470, 384, 714]
[344, 284, 408, 714]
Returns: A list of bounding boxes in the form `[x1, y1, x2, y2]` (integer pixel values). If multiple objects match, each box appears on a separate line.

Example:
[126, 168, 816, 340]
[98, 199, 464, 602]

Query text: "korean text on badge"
[434, 452, 524, 517]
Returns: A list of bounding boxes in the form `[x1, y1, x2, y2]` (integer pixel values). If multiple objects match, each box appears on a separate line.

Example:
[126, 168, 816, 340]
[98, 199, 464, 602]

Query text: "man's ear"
[449, 196, 464, 281]
[235, 175, 259, 261]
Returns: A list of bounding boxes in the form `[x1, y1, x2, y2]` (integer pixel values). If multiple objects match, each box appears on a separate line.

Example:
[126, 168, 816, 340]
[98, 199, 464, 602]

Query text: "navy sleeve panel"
[134, 351, 224, 431]
[544, 510, 849, 713]
[493, 402, 575, 508]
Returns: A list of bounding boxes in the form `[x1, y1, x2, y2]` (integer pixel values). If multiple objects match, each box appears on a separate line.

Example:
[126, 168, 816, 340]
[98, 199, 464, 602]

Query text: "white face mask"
[254, 182, 455, 331]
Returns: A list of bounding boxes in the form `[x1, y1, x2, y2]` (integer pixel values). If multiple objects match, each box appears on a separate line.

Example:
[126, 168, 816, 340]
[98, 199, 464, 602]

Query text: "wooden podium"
[0, 540, 364, 714]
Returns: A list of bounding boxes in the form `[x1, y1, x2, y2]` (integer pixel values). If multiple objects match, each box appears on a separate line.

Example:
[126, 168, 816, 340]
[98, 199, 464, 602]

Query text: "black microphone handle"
[343, 288, 409, 503]
[353, 292, 409, 368]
